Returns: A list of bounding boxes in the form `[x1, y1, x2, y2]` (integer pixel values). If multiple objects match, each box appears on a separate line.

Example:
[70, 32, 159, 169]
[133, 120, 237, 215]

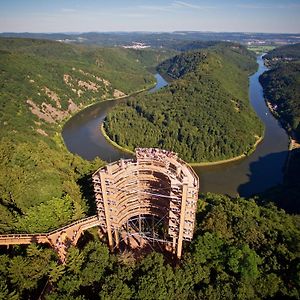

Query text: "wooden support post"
[137, 160, 142, 247]
[126, 220, 130, 247]
[172, 237, 176, 254]
[98, 228, 104, 240]
[177, 182, 188, 259]
[138, 214, 142, 247]
[152, 215, 155, 246]
[99, 172, 114, 251]
[114, 229, 119, 249]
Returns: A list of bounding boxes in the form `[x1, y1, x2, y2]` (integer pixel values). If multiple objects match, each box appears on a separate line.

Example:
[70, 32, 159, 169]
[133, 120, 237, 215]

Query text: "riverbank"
[100, 124, 134, 155]
[265, 98, 300, 149]
[62, 56, 289, 196]
[101, 121, 264, 166]
[259, 55, 297, 152]
[189, 136, 263, 166]
[264, 98, 300, 176]
[60, 81, 156, 130]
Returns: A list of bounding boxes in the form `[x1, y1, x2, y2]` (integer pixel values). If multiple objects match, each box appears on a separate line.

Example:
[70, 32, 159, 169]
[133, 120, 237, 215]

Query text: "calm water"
[194, 56, 288, 196]
[62, 58, 289, 197]
[62, 74, 168, 162]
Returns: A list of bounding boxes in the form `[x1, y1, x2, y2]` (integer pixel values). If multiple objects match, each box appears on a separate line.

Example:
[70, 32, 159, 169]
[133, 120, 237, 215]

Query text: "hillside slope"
[263, 42, 300, 66]
[0, 38, 173, 233]
[104, 43, 263, 162]
[260, 43, 300, 135]
[259, 43, 300, 213]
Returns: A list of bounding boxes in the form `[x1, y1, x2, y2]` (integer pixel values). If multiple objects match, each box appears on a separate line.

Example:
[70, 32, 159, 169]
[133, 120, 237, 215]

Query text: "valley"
[0, 35, 299, 299]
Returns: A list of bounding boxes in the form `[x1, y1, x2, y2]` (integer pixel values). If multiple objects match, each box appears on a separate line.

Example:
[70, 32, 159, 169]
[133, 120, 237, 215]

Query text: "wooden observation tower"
[92, 148, 199, 259]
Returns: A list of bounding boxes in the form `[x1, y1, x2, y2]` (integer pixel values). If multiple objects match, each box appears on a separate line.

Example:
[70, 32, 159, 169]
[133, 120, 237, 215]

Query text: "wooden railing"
[0, 215, 99, 246]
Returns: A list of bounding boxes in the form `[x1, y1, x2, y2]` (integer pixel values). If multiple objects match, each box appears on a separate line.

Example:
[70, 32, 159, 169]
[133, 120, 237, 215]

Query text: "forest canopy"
[260, 43, 300, 135]
[1, 193, 299, 299]
[259, 43, 300, 213]
[0, 38, 299, 300]
[264, 42, 300, 63]
[104, 43, 263, 163]
[0, 38, 174, 233]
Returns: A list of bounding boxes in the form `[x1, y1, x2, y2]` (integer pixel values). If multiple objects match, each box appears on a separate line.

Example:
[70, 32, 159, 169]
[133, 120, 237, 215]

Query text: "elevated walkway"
[0, 215, 100, 263]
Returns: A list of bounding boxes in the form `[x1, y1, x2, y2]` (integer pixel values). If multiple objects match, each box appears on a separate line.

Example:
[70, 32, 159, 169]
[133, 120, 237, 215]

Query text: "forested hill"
[263, 42, 300, 66]
[0, 38, 299, 299]
[0, 38, 174, 234]
[259, 43, 300, 213]
[104, 43, 263, 163]
[260, 43, 300, 136]
[260, 61, 300, 135]
[158, 42, 257, 79]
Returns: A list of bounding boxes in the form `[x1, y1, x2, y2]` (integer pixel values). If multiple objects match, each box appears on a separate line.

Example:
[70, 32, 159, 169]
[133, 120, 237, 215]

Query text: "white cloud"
[172, 1, 214, 10]
[138, 1, 215, 13]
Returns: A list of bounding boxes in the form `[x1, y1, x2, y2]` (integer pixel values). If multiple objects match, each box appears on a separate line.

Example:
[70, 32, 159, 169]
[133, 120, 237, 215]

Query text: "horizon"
[1, 0, 300, 34]
[1, 30, 300, 35]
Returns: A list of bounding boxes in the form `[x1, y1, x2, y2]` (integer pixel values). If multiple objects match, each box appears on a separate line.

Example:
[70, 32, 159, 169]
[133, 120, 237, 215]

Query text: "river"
[62, 56, 289, 197]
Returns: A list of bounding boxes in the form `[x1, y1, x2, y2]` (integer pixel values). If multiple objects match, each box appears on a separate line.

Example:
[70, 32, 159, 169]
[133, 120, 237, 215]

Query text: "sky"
[0, 0, 300, 33]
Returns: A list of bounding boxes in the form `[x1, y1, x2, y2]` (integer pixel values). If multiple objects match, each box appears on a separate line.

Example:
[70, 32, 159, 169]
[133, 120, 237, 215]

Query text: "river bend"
[62, 57, 288, 197]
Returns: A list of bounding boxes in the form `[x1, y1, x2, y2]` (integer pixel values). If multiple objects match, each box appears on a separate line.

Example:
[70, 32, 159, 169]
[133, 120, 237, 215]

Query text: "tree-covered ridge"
[264, 42, 300, 65]
[104, 44, 263, 162]
[260, 61, 300, 135]
[0, 38, 159, 107]
[259, 43, 300, 214]
[0, 137, 100, 233]
[158, 42, 257, 80]
[157, 51, 209, 78]
[0, 38, 175, 233]
[1, 194, 299, 299]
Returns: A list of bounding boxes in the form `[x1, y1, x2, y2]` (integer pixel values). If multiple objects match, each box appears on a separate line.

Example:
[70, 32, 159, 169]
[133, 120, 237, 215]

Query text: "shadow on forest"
[77, 173, 97, 216]
[238, 149, 300, 214]
[0, 198, 23, 215]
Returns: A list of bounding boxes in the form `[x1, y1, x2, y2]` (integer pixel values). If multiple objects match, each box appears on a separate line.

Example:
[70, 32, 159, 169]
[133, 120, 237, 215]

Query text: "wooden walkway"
[0, 215, 100, 262]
